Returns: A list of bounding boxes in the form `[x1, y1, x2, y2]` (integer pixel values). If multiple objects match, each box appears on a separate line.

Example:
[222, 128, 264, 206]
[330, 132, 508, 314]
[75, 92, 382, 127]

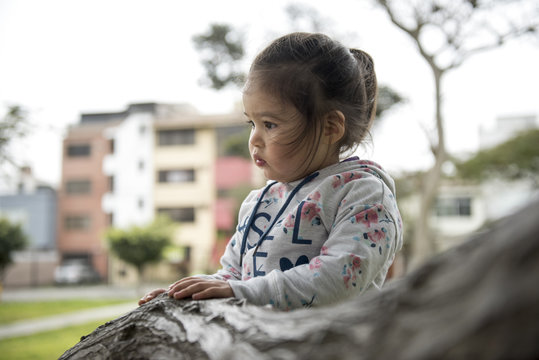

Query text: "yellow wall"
[154, 127, 217, 274]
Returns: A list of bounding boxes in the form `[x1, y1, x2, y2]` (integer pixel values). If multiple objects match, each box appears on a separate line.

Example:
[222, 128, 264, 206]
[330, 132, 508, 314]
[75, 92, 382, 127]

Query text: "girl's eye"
[245, 120, 276, 130]
[264, 122, 277, 130]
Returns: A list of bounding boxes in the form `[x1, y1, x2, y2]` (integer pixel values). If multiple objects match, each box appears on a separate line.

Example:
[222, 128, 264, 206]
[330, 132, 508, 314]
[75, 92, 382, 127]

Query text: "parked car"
[54, 260, 101, 285]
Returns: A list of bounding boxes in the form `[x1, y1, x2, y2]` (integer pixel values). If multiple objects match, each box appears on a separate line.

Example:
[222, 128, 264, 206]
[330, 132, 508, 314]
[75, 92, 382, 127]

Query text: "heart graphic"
[279, 255, 309, 271]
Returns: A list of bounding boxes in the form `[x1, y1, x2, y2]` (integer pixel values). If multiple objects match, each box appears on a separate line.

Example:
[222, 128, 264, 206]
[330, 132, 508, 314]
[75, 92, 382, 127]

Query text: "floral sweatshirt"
[206, 158, 403, 310]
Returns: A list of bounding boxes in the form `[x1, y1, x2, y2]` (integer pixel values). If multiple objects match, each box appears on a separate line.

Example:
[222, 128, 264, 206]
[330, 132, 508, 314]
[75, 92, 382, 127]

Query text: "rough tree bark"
[60, 199, 539, 360]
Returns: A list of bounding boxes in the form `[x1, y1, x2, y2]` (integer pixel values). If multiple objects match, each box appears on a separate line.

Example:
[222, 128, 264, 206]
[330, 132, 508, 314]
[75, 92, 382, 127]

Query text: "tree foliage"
[0, 218, 27, 281]
[106, 217, 173, 277]
[376, 85, 405, 119]
[456, 129, 539, 182]
[223, 127, 251, 159]
[0, 105, 28, 164]
[192, 24, 246, 90]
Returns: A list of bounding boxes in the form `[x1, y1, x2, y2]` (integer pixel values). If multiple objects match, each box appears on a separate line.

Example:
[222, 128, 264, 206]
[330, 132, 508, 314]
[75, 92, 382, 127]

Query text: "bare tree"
[374, 0, 538, 267]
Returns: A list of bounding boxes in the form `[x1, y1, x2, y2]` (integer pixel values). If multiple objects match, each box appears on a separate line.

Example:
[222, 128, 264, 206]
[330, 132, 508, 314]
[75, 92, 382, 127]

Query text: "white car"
[54, 260, 101, 285]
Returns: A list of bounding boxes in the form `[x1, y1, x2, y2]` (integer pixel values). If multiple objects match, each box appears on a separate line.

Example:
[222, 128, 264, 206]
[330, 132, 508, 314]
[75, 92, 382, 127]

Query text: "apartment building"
[153, 112, 249, 276]
[57, 120, 114, 279]
[59, 102, 257, 283]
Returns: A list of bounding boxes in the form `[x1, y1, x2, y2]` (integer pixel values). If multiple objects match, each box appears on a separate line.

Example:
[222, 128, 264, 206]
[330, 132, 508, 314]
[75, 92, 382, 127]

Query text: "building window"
[108, 176, 115, 192]
[65, 215, 91, 230]
[157, 207, 195, 223]
[158, 129, 195, 146]
[66, 180, 91, 194]
[158, 169, 195, 183]
[435, 197, 472, 217]
[67, 144, 91, 157]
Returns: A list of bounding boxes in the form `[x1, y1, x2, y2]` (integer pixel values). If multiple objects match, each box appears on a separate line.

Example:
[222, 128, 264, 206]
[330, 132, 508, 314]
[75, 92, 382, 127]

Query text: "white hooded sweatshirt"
[207, 157, 403, 310]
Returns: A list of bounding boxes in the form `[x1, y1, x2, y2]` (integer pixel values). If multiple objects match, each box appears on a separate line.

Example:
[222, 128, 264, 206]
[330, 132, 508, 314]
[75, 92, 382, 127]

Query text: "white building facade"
[432, 114, 539, 249]
[102, 110, 155, 229]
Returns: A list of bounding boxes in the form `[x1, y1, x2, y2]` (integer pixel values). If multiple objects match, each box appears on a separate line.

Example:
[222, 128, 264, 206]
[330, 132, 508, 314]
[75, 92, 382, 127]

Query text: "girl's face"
[243, 85, 338, 183]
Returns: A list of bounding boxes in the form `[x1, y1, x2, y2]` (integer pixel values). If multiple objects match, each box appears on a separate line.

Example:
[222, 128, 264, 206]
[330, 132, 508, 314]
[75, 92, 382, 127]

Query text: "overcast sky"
[1, 0, 538, 187]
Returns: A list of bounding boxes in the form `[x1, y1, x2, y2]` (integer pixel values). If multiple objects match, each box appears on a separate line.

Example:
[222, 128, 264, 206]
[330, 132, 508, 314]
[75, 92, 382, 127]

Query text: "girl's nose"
[249, 128, 263, 148]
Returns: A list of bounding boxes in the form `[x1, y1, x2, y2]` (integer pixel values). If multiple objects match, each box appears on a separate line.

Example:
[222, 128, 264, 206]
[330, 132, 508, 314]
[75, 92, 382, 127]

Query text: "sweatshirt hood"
[304, 157, 397, 197]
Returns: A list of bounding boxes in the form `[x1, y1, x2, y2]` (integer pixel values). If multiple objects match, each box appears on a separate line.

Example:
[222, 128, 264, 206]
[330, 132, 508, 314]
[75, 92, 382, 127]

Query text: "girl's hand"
[138, 288, 167, 306]
[167, 277, 234, 300]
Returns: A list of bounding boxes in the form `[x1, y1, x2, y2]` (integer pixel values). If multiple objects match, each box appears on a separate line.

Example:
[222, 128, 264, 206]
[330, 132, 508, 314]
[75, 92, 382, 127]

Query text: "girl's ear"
[323, 110, 345, 145]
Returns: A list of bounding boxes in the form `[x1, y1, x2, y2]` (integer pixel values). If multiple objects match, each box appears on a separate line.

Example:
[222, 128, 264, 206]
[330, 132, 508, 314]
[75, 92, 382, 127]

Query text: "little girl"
[140, 32, 403, 310]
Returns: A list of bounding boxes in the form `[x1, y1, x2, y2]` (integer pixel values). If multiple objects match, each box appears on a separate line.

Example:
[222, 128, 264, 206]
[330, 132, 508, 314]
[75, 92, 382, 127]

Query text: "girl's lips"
[253, 155, 266, 167]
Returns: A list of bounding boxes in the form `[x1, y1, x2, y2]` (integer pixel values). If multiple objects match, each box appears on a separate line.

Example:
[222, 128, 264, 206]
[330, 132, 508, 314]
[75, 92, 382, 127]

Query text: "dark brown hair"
[245, 32, 378, 158]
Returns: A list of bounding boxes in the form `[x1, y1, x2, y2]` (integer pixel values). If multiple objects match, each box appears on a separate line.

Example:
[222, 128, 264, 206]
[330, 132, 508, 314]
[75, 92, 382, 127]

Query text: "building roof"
[75, 102, 243, 129]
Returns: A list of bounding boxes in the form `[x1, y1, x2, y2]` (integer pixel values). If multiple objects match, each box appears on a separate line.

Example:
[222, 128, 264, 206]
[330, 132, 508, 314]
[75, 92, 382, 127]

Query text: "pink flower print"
[320, 246, 329, 256]
[342, 172, 362, 184]
[284, 214, 295, 228]
[309, 257, 323, 271]
[343, 273, 351, 288]
[309, 191, 321, 202]
[350, 255, 361, 270]
[332, 175, 343, 188]
[301, 202, 321, 221]
[342, 256, 361, 288]
[354, 206, 381, 227]
[365, 228, 385, 243]
[342, 265, 355, 289]
[270, 184, 287, 199]
[226, 265, 241, 279]
[242, 263, 252, 281]
[332, 172, 362, 188]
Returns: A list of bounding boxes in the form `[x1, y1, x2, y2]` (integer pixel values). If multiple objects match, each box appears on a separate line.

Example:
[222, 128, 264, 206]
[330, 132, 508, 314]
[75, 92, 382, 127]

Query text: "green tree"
[376, 85, 405, 120]
[456, 129, 539, 183]
[223, 127, 251, 159]
[0, 218, 28, 295]
[375, 0, 538, 267]
[0, 105, 28, 164]
[192, 24, 246, 90]
[107, 217, 173, 285]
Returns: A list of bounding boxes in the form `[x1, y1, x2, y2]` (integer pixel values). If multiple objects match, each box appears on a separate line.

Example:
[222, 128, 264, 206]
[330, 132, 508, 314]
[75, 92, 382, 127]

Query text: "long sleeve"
[212, 232, 243, 281]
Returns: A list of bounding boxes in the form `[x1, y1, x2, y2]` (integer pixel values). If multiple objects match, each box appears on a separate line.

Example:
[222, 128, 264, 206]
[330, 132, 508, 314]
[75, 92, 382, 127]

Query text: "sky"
[1, 0, 538, 187]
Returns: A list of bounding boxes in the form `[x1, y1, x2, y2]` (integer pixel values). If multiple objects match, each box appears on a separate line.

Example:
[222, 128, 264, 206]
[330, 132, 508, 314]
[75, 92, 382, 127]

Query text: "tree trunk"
[411, 68, 447, 268]
[60, 199, 539, 360]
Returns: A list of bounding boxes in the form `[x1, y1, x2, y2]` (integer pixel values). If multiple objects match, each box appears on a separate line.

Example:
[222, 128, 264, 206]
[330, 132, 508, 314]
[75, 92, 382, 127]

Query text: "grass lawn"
[0, 320, 107, 360]
[0, 298, 135, 324]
